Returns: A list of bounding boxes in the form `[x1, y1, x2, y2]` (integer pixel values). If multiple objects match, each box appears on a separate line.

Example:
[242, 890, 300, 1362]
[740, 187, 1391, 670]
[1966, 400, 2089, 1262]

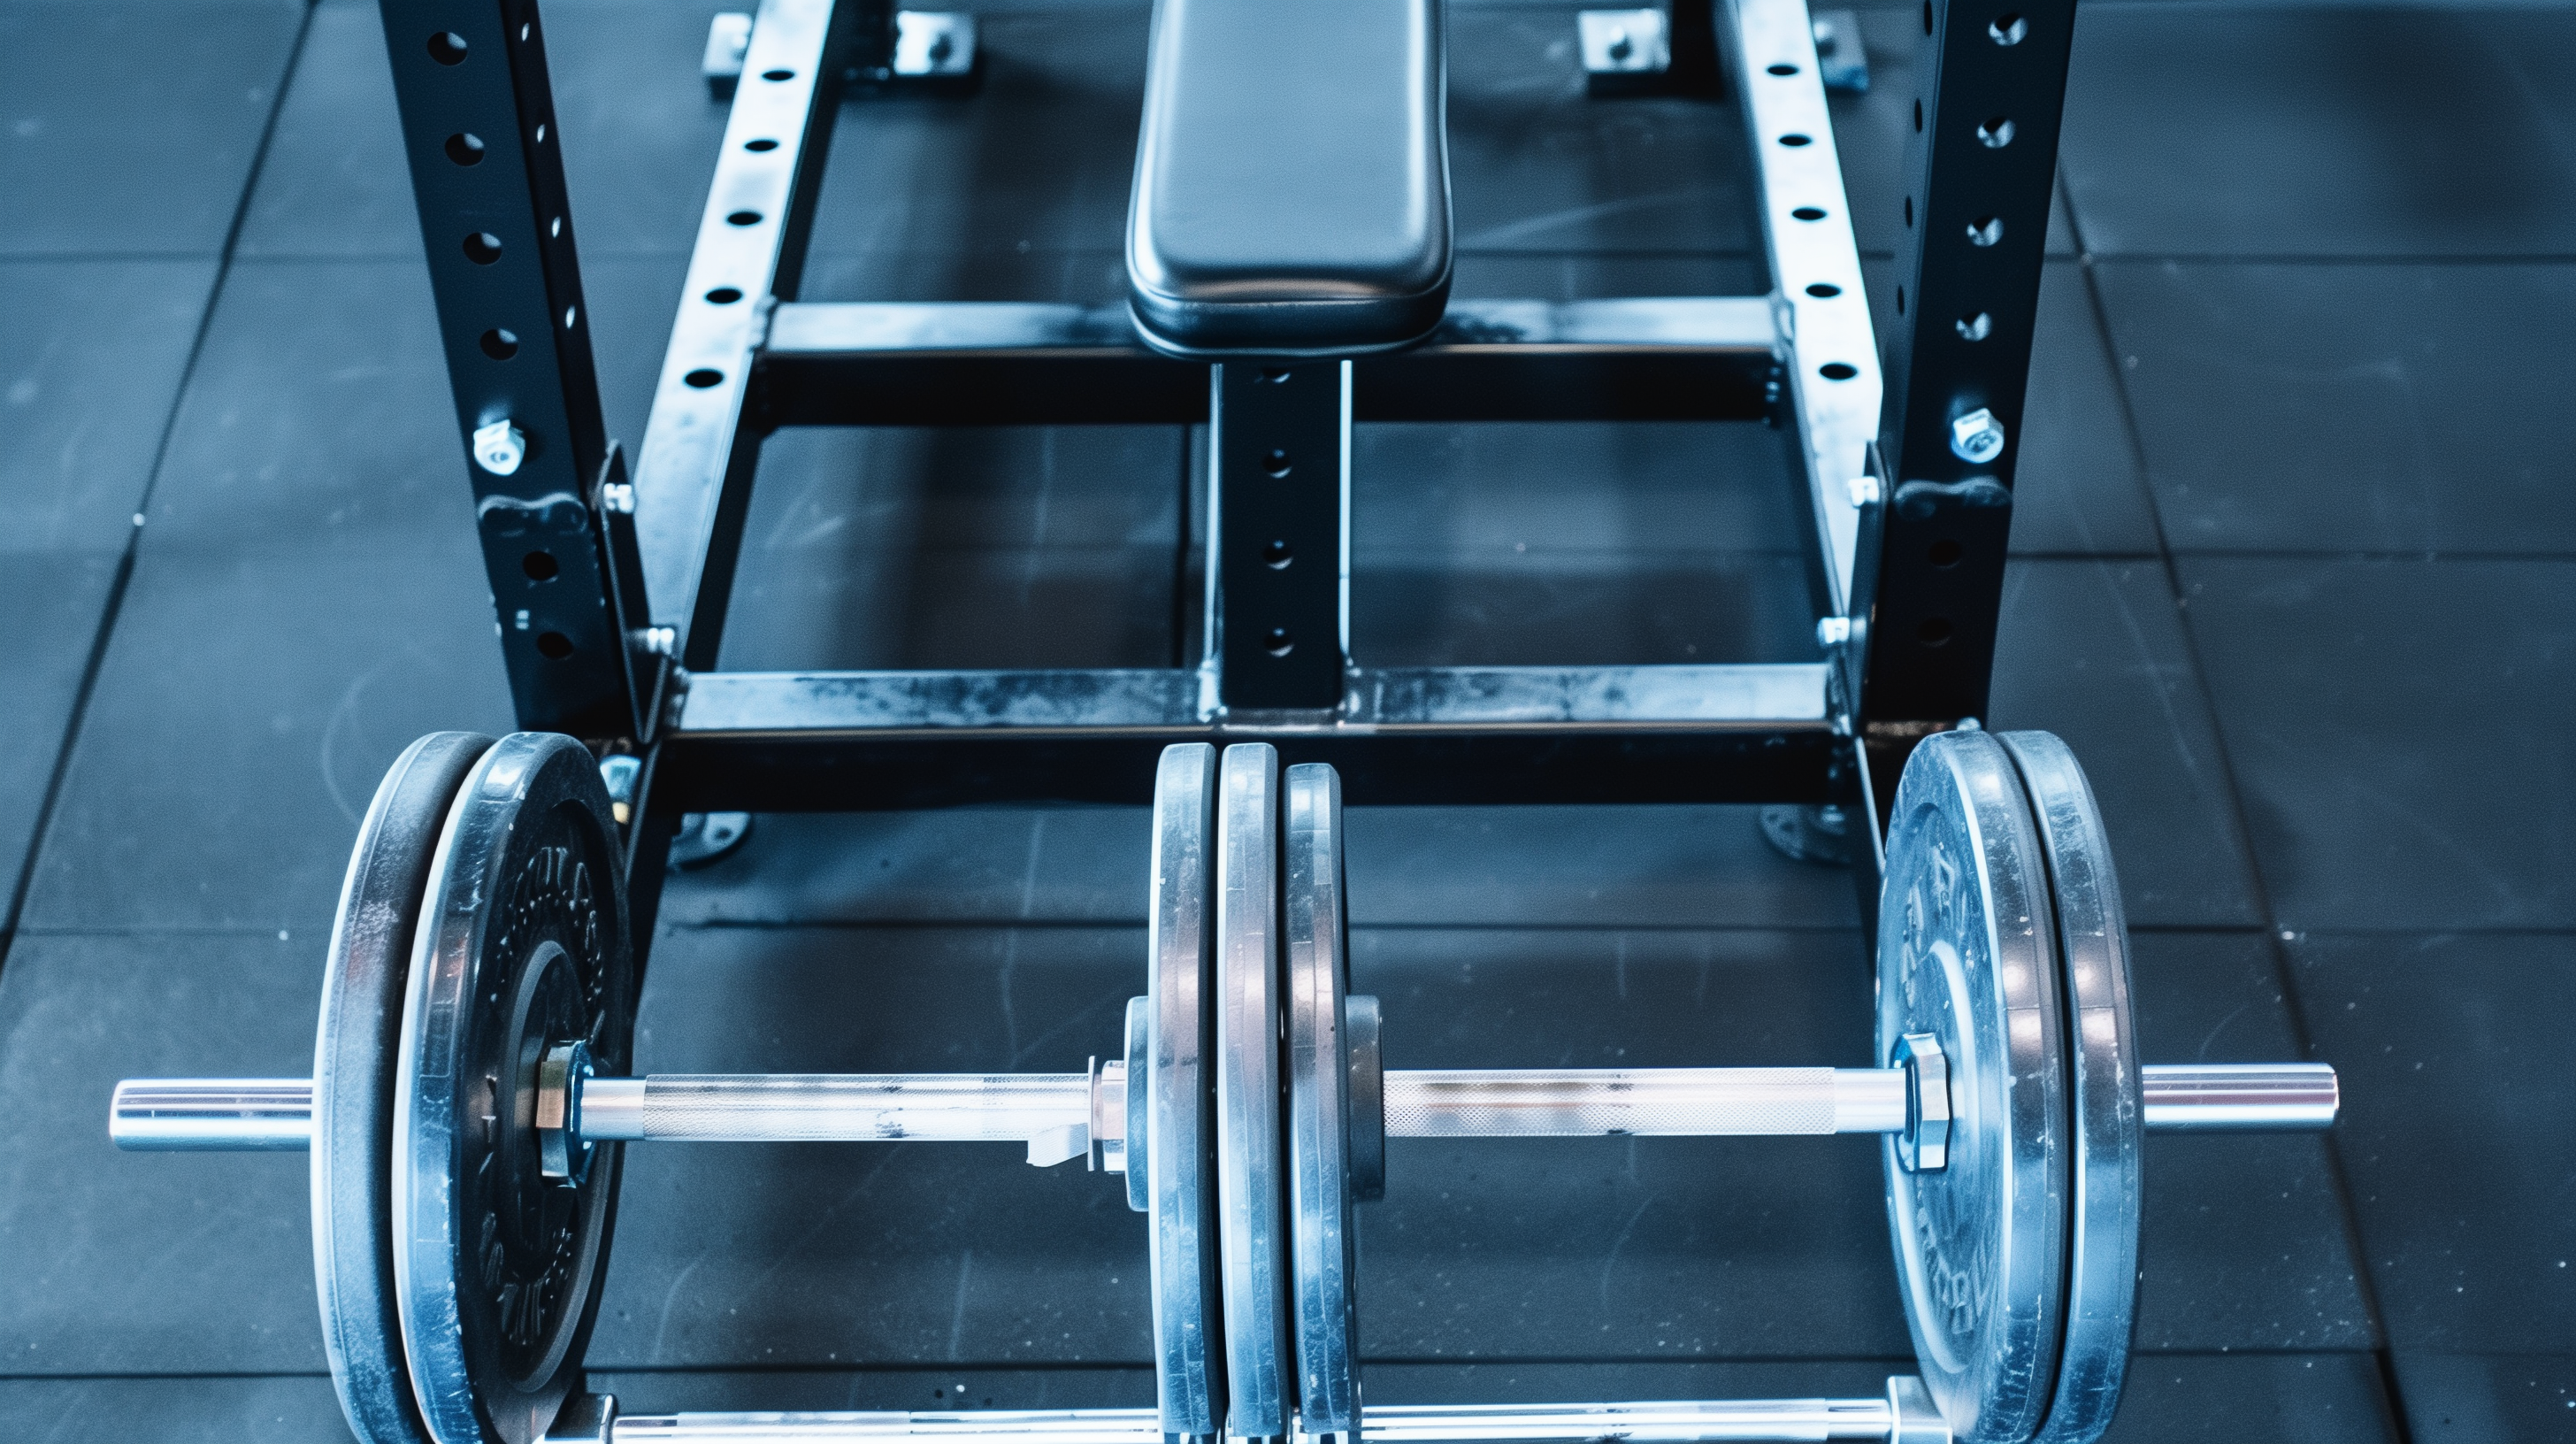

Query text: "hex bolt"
[1815, 616, 1852, 649]
[473, 419, 528, 477]
[1845, 476, 1882, 509]
[1948, 408, 2005, 465]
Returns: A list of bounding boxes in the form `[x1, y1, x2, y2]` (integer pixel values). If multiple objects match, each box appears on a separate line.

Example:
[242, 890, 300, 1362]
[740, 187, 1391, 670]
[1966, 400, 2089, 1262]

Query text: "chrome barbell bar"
[538, 1382, 1952, 1443]
[110, 1059, 2334, 1155]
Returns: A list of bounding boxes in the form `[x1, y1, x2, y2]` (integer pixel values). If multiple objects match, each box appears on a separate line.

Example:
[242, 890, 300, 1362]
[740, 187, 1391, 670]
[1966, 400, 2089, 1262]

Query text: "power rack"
[380, 0, 2070, 876]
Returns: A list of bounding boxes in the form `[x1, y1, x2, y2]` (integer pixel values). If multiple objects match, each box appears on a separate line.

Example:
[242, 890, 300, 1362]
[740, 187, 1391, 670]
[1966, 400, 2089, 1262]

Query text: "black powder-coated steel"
[1862, 0, 2080, 728]
[378, 0, 628, 738]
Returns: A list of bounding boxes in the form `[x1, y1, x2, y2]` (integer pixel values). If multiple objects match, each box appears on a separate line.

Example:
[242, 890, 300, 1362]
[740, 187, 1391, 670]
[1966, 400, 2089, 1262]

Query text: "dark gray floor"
[2, 0, 2571, 1440]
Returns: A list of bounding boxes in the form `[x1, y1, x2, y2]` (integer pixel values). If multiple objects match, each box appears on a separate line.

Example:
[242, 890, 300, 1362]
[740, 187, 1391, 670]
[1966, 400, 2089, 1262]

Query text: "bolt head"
[1845, 475, 1882, 509]
[1815, 616, 1852, 648]
[473, 419, 526, 477]
[1949, 407, 2006, 465]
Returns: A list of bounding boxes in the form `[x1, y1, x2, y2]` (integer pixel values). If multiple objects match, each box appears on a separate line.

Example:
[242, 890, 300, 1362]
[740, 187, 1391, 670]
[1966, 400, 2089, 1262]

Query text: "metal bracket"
[1811, 9, 1868, 94]
[1579, 9, 1670, 92]
[590, 443, 671, 744]
[702, 12, 752, 98]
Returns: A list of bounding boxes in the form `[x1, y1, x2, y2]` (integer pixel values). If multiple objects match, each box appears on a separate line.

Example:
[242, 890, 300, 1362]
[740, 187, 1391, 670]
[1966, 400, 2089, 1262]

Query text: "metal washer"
[1214, 744, 1293, 1440]
[1998, 732, 2143, 1444]
[313, 732, 494, 1444]
[394, 734, 634, 1444]
[1877, 730, 2070, 1444]
[1284, 762, 1361, 1438]
[1145, 743, 1225, 1440]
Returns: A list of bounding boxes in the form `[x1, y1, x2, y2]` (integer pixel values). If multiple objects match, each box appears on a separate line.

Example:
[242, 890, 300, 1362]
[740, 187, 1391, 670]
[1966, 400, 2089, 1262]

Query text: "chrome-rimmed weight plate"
[1284, 762, 1360, 1438]
[1877, 729, 2069, 1444]
[1215, 743, 1292, 1440]
[314, 732, 494, 1444]
[1146, 743, 1224, 1440]
[395, 733, 634, 1444]
[1998, 732, 2143, 1444]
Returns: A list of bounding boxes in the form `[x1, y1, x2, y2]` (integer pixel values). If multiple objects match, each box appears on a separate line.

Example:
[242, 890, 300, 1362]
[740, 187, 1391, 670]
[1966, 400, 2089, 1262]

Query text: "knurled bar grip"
[110, 1063, 2337, 1151]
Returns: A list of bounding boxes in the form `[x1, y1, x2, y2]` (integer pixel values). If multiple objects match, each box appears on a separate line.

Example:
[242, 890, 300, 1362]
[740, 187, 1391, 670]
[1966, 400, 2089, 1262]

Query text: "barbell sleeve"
[109, 1079, 313, 1151]
[2139, 1063, 2340, 1131]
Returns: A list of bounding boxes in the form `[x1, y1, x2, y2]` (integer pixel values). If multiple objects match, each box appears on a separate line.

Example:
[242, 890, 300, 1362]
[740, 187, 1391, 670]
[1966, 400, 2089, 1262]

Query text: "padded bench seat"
[1126, 0, 1453, 358]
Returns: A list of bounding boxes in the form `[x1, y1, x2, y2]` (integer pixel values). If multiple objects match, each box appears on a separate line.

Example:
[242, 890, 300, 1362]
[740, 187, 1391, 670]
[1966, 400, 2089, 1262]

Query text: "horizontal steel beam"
[675, 664, 1828, 736]
[755, 298, 1781, 426]
[658, 664, 1836, 807]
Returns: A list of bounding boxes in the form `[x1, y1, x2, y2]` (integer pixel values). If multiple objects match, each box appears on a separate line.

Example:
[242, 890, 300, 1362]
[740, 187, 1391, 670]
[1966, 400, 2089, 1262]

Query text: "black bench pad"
[1126, 0, 1453, 358]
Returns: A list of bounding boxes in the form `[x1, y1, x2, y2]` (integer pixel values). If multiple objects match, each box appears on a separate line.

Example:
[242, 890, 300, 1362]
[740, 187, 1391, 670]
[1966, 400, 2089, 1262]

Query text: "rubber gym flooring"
[2, 0, 2572, 1439]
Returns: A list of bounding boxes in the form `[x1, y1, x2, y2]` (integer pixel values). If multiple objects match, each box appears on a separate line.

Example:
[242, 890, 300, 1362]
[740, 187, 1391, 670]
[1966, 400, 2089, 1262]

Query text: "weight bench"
[1126, 0, 1451, 358]
[1127, 0, 1450, 706]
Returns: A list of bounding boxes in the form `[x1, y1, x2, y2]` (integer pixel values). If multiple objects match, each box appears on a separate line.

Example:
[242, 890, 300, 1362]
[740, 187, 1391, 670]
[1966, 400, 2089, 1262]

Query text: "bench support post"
[1209, 363, 1349, 711]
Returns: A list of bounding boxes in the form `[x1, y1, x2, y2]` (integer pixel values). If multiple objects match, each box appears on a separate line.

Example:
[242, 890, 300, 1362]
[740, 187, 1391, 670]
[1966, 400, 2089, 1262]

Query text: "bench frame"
[375, 0, 2079, 919]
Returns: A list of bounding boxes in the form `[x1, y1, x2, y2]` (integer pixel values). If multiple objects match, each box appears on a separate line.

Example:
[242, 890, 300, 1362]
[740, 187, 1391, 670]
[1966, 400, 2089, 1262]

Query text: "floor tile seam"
[226, 249, 431, 265]
[7, 926, 324, 940]
[2272, 926, 2576, 941]
[1346, 549, 1821, 563]
[590, 1358, 1932, 1377]
[2076, 251, 2576, 268]
[220, 251, 432, 269]
[724, 546, 1823, 557]
[659, 919, 1865, 935]
[667, 917, 1146, 933]
[0, 252, 227, 266]
[794, 248, 1775, 265]
[2066, 186, 2416, 1424]
[0, 4, 322, 986]
[2078, 0, 2576, 14]
[1999, 549, 2165, 562]
[0, 1371, 332, 1384]
[590, 1360, 1168, 1374]
[2166, 549, 2576, 565]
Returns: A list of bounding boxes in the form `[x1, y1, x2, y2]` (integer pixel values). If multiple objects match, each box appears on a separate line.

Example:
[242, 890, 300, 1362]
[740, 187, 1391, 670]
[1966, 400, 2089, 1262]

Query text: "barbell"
[110, 732, 2333, 1444]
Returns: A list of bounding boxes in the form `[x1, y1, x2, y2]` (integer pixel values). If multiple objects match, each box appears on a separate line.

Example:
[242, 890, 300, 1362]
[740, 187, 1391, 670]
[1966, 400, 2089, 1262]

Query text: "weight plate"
[314, 732, 495, 1444]
[1215, 744, 1292, 1440]
[1999, 733, 2143, 1444]
[394, 734, 634, 1444]
[1877, 730, 2069, 1444]
[1146, 743, 1224, 1440]
[1284, 763, 1360, 1438]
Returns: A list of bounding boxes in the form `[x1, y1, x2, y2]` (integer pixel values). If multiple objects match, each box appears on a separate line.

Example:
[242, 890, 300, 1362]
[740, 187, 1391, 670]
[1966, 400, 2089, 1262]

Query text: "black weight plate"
[1284, 761, 1360, 1438]
[395, 734, 634, 1444]
[1999, 732, 2143, 1444]
[1877, 729, 2070, 1444]
[313, 732, 494, 1444]
[1146, 743, 1224, 1440]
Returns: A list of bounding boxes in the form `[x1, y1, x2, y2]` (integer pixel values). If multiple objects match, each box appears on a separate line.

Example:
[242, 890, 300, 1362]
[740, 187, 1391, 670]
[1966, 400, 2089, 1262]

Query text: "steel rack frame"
[374, 0, 2079, 924]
